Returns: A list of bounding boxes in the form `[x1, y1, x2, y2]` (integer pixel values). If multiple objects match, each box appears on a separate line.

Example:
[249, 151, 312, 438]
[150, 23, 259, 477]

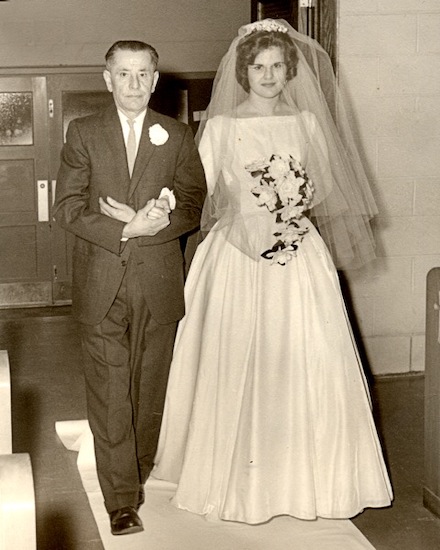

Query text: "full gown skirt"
[153, 115, 393, 524]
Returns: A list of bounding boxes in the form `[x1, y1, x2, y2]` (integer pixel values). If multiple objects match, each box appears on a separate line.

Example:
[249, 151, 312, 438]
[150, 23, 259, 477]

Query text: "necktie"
[126, 118, 136, 176]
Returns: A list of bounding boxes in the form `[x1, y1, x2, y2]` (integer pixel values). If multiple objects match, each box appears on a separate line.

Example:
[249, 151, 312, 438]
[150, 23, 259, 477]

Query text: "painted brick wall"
[338, 0, 440, 374]
[0, 0, 249, 72]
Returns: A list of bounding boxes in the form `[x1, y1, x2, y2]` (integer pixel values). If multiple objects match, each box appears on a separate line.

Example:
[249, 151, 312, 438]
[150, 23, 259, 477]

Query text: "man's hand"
[99, 196, 136, 223]
[122, 199, 170, 238]
[146, 197, 172, 220]
[100, 195, 171, 238]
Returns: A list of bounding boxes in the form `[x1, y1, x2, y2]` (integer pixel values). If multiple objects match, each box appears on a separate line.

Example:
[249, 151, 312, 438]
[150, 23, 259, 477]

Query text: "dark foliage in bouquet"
[246, 154, 314, 265]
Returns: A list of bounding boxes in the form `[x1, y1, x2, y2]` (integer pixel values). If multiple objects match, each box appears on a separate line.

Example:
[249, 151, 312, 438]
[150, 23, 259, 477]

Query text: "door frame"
[0, 66, 105, 309]
[250, 0, 338, 71]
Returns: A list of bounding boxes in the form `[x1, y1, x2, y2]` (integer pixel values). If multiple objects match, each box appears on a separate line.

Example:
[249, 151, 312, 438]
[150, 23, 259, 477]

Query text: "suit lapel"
[127, 109, 156, 199]
[102, 106, 131, 200]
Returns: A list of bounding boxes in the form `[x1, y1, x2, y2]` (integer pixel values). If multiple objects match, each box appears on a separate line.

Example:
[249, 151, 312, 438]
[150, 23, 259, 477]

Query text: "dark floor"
[1, 306, 440, 550]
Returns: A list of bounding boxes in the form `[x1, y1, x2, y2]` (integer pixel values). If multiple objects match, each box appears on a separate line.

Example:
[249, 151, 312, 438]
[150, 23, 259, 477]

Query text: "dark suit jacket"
[54, 104, 206, 326]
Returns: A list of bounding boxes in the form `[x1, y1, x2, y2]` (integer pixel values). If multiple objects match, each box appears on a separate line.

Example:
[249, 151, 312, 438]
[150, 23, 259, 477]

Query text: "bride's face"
[247, 46, 287, 99]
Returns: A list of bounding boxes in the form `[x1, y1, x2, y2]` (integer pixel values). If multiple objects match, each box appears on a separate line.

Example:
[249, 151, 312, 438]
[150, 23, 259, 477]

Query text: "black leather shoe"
[137, 485, 145, 510]
[110, 506, 143, 536]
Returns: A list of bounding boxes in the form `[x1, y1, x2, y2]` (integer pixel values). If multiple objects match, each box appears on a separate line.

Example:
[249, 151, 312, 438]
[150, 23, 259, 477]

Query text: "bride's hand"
[146, 197, 172, 220]
[99, 196, 136, 223]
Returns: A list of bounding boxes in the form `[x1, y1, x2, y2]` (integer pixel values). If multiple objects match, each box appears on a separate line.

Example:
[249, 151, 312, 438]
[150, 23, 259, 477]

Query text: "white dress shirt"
[117, 108, 147, 157]
[117, 109, 147, 241]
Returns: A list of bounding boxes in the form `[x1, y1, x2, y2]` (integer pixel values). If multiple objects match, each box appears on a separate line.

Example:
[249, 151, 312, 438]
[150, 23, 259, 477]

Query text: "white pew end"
[0, 350, 12, 454]
[0, 453, 36, 549]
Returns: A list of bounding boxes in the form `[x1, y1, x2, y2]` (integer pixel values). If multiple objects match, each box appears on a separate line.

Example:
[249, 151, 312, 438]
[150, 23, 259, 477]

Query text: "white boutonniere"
[149, 123, 169, 146]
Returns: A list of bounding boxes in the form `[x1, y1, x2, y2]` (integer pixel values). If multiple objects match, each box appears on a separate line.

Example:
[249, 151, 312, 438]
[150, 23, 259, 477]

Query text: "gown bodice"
[198, 113, 330, 262]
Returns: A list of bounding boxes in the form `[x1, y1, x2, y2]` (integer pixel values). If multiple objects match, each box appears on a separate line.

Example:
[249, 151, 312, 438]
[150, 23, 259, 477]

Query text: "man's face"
[103, 49, 159, 118]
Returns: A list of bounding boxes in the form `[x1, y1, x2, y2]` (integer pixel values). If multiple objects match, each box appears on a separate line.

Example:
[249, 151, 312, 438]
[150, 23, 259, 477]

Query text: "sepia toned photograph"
[0, 1, 439, 549]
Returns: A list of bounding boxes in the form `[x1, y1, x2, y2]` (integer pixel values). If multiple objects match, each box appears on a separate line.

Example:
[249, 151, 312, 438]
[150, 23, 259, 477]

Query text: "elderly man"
[54, 40, 206, 535]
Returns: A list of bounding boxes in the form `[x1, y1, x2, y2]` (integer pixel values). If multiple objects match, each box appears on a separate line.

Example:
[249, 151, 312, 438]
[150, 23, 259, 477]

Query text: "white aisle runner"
[56, 420, 376, 550]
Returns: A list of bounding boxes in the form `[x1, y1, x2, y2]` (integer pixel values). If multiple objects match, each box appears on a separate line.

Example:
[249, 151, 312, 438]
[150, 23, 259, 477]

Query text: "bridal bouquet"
[245, 154, 314, 265]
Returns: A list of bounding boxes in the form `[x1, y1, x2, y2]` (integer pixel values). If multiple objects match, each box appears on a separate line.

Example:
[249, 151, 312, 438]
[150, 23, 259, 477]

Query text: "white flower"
[158, 187, 176, 210]
[278, 225, 307, 246]
[280, 203, 305, 221]
[149, 124, 169, 146]
[268, 157, 291, 180]
[245, 159, 270, 173]
[252, 184, 278, 211]
[277, 176, 302, 204]
[271, 248, 296, 266]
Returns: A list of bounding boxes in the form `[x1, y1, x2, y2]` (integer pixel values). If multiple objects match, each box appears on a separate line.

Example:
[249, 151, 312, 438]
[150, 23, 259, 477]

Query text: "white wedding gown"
[153, 114, 393, 524]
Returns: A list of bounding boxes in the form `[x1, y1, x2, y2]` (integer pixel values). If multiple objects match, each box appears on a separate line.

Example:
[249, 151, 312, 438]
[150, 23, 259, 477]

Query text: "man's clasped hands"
[99, 192, 173, 239]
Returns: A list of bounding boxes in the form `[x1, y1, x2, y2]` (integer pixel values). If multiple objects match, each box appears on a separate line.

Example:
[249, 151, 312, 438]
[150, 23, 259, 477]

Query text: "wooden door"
[0, 69, 213, 308]
[0, 76, 52, 307]
[0, 71, 110, 308]
[47, 73, 112, 304]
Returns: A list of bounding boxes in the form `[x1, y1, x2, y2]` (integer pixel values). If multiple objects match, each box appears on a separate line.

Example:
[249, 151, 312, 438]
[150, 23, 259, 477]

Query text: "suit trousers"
[79, 255, 177, 513]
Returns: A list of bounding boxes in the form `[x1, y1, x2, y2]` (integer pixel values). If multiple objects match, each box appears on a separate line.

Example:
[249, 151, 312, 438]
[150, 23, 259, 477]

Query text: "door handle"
[37, 180, 49, 222]
[51, 180, 57, 221]
[51, 180, 56, 205]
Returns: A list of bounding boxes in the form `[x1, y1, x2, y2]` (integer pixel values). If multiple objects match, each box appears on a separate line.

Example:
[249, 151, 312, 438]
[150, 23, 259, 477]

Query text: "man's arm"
[53, 120, 127, 255]
[135, 125, 207, 246]
[99, 195, 173, 223]
[98, 196, 172, 238]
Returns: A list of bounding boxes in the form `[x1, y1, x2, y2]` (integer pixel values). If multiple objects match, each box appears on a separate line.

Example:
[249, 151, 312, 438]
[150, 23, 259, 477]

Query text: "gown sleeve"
[299, 111, 377, 269]
[198, 117, 223, 196]
[300, 111, 335, 211]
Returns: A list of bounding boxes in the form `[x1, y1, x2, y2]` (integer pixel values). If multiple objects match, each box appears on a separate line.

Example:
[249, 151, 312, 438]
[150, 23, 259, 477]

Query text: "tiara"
[239, 19, 288, 38]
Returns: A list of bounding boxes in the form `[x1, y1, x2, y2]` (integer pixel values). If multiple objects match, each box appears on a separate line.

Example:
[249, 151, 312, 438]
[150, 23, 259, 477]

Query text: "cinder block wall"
[338, 0, 440, 375]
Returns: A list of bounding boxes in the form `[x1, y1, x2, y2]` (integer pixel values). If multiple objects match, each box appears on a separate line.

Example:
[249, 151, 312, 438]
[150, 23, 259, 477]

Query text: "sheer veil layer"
[196, 19, 378, 270]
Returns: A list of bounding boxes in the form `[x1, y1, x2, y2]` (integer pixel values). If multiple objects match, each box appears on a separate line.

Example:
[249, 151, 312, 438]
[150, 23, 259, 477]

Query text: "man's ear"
[103, 70, 112, 92]
[151, 71, 159, 94]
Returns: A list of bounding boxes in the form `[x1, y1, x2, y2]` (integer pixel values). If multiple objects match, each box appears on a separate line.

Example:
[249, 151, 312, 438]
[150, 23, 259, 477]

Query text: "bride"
[152, 18, 393, 524]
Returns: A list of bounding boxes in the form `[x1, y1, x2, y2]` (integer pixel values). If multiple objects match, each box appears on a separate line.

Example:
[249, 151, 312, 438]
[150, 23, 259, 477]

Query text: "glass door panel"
[0, 91, 33, 145]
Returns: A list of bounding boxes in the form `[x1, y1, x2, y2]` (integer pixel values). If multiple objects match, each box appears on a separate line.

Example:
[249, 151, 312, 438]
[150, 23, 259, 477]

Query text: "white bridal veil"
[196, 19, 378, 270]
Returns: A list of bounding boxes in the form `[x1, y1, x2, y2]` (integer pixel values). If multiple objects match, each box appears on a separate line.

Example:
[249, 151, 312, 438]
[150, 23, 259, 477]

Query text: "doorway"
[0, 71, 110, 308]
